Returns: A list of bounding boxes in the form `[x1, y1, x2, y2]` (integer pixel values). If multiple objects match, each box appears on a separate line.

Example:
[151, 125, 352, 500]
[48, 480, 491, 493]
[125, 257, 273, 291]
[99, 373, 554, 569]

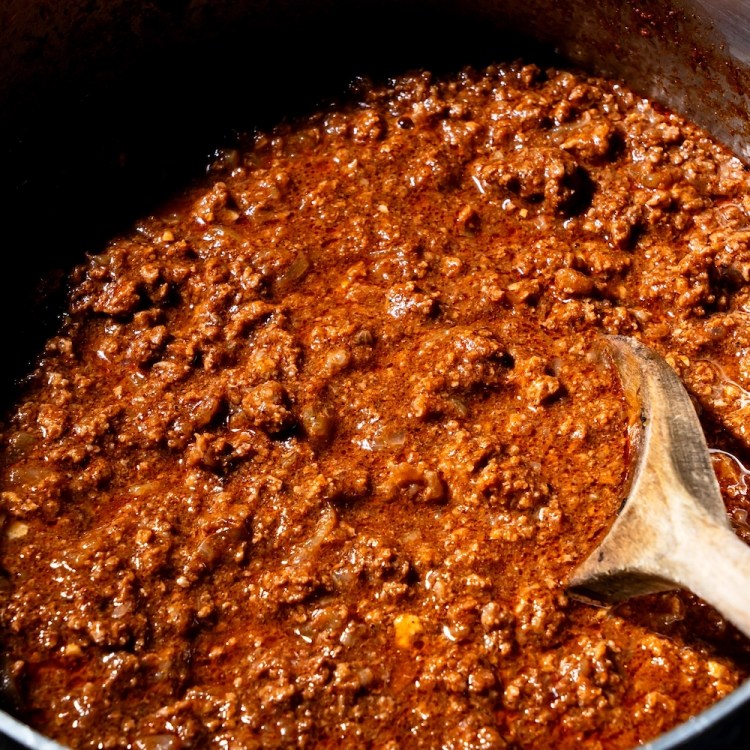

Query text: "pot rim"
[0, 708, 66, 750]
[646, 675, 750, 749]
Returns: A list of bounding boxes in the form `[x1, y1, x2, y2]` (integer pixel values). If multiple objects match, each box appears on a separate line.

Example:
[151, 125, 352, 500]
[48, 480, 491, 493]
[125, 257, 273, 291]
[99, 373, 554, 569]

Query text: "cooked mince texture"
[3, 62, 750, 750]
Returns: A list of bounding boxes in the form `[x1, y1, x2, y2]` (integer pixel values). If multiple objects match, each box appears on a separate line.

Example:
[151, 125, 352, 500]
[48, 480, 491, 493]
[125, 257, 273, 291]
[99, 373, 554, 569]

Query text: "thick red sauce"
[2, 62, 750, 748]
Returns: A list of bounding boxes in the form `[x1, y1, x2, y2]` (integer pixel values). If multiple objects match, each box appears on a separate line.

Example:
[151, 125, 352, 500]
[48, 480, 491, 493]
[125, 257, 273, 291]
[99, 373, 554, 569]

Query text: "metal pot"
[2, 1, 750, 747]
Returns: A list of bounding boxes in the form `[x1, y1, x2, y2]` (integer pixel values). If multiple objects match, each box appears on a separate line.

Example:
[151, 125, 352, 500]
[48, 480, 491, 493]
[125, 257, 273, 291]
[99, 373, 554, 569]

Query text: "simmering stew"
[2, 62, 750, 748]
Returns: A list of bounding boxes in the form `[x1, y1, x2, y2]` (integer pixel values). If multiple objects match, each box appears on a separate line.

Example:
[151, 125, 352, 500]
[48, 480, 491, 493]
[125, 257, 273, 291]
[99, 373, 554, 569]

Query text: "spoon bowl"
[569, 335, 750, 639]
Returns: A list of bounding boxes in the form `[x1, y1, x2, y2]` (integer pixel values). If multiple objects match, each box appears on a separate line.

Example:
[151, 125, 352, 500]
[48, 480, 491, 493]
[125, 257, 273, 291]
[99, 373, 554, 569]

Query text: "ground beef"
[2, 61, 750, 749]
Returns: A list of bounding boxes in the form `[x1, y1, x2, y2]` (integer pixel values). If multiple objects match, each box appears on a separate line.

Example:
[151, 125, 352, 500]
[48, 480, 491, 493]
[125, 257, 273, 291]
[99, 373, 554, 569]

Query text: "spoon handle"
[666, 507, 750, 640]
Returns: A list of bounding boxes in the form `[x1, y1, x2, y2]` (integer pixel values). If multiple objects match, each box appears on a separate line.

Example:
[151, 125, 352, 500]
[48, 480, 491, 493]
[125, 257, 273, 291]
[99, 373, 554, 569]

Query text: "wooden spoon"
[568, 335, 750, 639]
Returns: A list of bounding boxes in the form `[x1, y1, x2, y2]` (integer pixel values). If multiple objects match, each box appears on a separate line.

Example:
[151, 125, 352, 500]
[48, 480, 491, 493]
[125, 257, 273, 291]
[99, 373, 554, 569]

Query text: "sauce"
[2, 62, 750, 748]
